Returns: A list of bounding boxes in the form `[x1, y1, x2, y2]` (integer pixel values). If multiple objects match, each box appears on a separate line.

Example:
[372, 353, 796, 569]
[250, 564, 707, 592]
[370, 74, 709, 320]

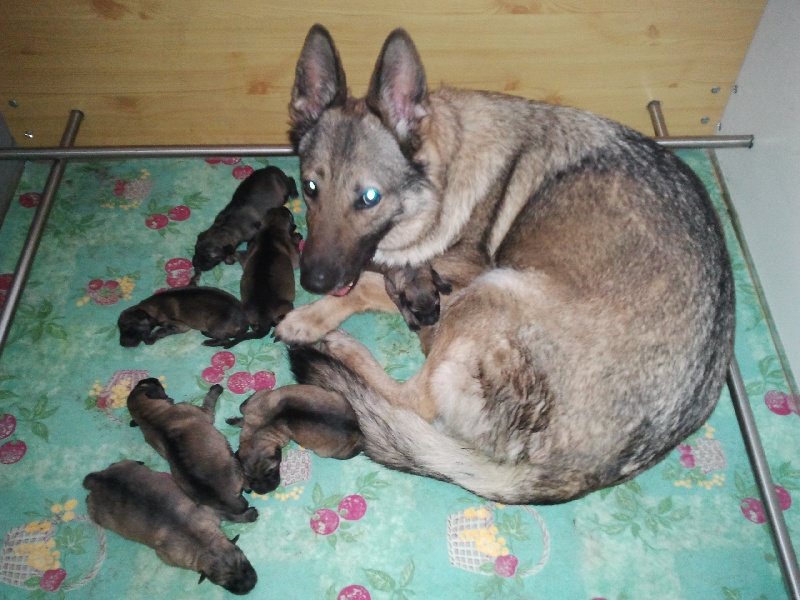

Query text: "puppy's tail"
[289, 345, 585, 505]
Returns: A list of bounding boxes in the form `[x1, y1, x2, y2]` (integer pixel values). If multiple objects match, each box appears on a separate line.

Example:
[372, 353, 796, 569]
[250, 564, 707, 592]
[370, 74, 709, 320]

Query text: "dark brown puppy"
[83, 460, 257, 595]
[192, 166, 298, 276]
[117, 286, 250, 347]
[225, 206, 301, 348]
[226, 384, 362, 494]
[376, 263, 452, 331]
[127, 379, 257, 523]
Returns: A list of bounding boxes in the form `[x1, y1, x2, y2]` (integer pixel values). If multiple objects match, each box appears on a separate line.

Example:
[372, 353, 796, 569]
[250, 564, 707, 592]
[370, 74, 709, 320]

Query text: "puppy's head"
[131, 378, 170, 399]
[117, 307, 157, 347]
[263, 206, 296, 234]
[234, 444, 282, 495]
[200, 541, 258, 595]
[193, 231, 236, 272]
[127, 379, 172, 418]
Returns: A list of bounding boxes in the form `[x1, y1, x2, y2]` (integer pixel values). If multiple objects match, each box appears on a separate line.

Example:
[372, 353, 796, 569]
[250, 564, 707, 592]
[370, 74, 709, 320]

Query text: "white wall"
[716, 0, 799, 382]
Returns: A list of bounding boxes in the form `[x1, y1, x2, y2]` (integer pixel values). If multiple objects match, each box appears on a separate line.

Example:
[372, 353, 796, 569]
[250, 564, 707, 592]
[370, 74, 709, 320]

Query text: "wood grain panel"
[0, 0, 765, 146]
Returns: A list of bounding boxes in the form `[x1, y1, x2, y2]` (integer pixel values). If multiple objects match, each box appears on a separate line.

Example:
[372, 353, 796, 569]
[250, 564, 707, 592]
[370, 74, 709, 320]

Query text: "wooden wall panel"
[0, 0, 765, 147]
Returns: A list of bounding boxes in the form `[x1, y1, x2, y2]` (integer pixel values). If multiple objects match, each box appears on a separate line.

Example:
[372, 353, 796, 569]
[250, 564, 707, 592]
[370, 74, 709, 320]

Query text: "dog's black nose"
[300, 265, 342, 295]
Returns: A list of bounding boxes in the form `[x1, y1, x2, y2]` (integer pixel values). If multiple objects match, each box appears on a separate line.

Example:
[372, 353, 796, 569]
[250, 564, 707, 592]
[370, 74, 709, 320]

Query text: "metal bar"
[647, 100, 670, 137]
[0, 110, 84, 359]
[647, 99, 753, 148]
[0, 137, 754, 163]
[655, 135, 753, 150]
[0, 144, 295, 161]
[728, 359, 800, 600]
[648, 101, 797, 599]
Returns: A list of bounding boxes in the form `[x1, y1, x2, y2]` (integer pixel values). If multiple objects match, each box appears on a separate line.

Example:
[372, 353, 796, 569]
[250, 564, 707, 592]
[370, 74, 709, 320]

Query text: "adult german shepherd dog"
[275, 24, 735, 504]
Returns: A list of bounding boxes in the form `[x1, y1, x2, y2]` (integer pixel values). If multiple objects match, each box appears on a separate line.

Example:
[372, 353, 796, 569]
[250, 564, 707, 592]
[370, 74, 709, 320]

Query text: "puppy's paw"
[274, 303, 338, 345]
[240, 507, 259, 523]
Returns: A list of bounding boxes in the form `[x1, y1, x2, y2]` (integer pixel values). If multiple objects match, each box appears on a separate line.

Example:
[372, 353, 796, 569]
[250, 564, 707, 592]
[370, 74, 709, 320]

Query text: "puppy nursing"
[227, 385, 363, 494]
[83, 460, 257, 595]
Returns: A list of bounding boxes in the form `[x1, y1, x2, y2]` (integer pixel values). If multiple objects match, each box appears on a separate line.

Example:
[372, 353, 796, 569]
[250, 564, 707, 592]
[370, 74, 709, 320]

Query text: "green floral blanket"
[0, 151, 796, 599]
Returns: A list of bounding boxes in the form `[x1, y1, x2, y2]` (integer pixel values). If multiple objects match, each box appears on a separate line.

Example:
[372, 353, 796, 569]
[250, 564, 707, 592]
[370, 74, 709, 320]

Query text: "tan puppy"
[117, 286, 250, 348]
[83, 460, 257, 595]
[127, 379, 256, 522]
[226, 384, 362, 494]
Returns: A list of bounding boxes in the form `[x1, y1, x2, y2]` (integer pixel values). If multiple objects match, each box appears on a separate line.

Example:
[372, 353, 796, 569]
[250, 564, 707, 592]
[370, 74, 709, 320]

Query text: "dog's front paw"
[316, 329, 371, 365]
[274, 302, 337, 345]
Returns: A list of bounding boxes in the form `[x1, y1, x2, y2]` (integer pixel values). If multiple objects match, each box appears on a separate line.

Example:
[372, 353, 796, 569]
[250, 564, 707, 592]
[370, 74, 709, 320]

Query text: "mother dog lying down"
[275, 24, 736, 504]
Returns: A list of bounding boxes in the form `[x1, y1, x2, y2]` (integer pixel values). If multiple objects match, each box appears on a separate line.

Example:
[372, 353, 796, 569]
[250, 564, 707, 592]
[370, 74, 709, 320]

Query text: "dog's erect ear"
[289, 24, 348, 148]
[366, 28, 427, 148]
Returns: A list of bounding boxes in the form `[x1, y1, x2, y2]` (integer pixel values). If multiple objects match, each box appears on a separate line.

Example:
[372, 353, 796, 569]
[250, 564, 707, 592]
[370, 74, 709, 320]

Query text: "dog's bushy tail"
[289, 345, 583, 505]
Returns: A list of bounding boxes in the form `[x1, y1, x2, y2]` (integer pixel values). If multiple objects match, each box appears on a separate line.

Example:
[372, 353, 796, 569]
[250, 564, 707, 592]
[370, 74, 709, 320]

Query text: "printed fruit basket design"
[663, 424, 727, 490]
[446, 503, 549, 579]
[85, 370, 152, 422]
[280, 448, 312, 487]
[0, 498, 106, 594]
[99, 169, 154, 210]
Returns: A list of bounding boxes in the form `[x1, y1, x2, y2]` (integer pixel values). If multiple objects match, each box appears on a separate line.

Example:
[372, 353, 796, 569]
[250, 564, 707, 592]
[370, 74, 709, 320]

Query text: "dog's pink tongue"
[330, 282, 354, 297]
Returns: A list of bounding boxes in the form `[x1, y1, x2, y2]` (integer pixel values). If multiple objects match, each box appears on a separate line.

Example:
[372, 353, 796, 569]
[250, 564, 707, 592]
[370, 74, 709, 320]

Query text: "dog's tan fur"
[127, 379, 257, 522]
[227, 384, 362, 494]
[83, 460, 257, 595]
[275, 25, 736, 505]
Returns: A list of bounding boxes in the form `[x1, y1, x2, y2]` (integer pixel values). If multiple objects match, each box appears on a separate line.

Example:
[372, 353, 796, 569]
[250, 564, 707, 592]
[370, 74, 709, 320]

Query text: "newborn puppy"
[83, 460, 257, 595]
[127, 379, 257, 523]
[226, 384, 363, 494]
[192, 166, 298, 276]
[117, 286, 250, 347]
[226, 206, 300, 348]
[378, 263, 452, 331]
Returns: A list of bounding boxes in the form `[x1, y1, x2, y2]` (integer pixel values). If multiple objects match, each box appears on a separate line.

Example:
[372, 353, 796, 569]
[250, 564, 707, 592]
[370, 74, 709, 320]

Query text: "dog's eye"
[356, 188, 382, 210]
[302, 179, 318, 200]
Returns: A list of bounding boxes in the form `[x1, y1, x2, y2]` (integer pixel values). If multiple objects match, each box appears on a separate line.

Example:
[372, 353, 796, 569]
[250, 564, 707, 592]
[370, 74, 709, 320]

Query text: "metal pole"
[647, 101, 797, 599]
[0, 144, 295, 161]
[646, 100, 754, 149]
[647, 100, 670, 137]
[655, 135, 753, 150]
[0, 110, 84, 358]
[728, 359, 800, 600]
[0, 137, 755, 163]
